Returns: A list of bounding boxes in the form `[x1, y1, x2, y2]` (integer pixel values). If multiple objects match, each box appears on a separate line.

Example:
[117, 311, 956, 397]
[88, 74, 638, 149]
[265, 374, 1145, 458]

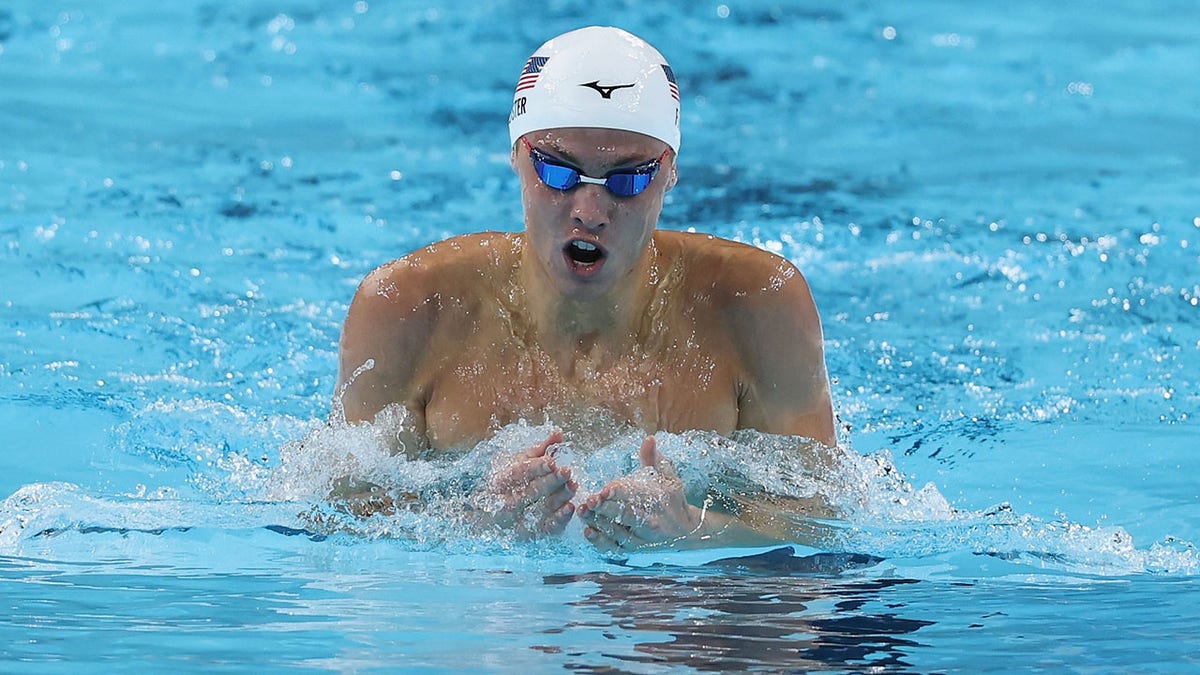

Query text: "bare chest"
[420, 332, 741, 450]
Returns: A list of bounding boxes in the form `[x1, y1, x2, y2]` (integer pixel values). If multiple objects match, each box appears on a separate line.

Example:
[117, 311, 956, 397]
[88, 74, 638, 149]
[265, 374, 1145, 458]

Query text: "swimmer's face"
[515, 127, 675, 299]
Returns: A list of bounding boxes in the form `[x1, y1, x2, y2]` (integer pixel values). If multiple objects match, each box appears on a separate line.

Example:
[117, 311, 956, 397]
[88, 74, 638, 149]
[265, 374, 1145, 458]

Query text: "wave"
[1, 401, 1195, 577]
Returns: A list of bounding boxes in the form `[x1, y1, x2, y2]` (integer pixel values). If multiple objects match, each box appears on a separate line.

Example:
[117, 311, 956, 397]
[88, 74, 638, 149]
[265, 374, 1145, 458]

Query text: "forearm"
[676, 492, 837, 550]
[670, 504, 787, 549]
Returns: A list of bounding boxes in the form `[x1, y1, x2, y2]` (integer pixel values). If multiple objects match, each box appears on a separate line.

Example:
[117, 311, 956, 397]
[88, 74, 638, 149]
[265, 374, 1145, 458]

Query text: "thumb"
[638, 435, 679, 480]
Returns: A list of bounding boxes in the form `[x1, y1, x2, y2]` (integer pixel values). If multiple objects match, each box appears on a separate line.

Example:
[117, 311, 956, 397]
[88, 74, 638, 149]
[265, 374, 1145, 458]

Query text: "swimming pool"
[2, 0, 1198, 671]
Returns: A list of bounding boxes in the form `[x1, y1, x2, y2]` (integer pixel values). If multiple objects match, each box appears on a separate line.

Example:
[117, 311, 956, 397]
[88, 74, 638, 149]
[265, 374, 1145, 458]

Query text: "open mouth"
[564, 239, 605, 267]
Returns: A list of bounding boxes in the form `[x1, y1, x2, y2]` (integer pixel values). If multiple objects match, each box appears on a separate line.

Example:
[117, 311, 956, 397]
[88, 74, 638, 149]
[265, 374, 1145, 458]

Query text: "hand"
[474, 430, 578, 537]
[578, 436, 701, 551]
[329, 477, 399, 518]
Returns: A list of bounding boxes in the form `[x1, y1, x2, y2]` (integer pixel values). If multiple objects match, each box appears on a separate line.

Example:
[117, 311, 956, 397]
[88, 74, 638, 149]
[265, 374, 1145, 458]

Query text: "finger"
[598, 520, 647, 549]
[516, 429, 564, 461]
[580, 500, 639, 542]
[490, 458, 554, 493]
[587, 485, 646, 527]
[539, 476, 578, 513]
[582, 525, 625, 552]
[583, 485, 674, 543]
[638, 435, 679, 481]
[514, 468, 573, 508]
[576, 497, 605, 525]
[591, 498, 638, 528]
[637, 435, 657, 467]
[495, 442, 572, 488]
[578, 487, 630, 520]
[539, 501, 575, 535]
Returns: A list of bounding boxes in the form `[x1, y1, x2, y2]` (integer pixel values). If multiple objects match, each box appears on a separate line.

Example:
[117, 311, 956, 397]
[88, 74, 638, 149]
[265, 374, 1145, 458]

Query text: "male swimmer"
[335, 26, 835, 550]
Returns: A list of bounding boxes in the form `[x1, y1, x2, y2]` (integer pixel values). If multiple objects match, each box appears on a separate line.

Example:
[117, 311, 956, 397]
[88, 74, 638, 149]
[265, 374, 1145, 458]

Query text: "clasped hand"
[475, 430, 701, 550]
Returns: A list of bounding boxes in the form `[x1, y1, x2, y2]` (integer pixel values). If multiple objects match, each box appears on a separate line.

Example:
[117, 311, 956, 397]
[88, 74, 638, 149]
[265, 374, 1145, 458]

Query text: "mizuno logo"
[579, 81, 636, 99]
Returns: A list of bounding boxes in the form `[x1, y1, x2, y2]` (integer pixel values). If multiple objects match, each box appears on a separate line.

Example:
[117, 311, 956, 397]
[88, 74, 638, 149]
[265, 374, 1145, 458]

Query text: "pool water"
[3, 1, 1198, 672]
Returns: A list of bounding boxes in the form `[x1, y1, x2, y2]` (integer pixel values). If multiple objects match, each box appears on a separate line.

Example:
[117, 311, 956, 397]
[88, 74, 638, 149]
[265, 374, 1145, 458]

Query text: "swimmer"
[335, 26, 836, 550]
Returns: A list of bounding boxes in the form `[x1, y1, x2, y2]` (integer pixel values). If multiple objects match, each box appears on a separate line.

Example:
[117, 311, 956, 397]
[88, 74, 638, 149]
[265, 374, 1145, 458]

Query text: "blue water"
[3, 1, 1199, 672]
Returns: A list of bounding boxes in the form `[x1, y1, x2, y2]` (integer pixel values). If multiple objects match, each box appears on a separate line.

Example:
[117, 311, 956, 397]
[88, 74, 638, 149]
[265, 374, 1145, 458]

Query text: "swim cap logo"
[661, 64, 679, 102]
[516, 56, 548, 93]
[579, 81, 636, 99]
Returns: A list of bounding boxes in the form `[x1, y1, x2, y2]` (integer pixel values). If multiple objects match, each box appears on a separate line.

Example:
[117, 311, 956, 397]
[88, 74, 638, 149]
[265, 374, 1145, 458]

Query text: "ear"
[662, 149, 679, 191]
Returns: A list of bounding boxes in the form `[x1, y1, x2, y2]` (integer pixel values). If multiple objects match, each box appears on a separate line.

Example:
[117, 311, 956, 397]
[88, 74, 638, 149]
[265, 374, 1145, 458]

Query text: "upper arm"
[727, 254, 836, 446]
[335, 261, 435, 427]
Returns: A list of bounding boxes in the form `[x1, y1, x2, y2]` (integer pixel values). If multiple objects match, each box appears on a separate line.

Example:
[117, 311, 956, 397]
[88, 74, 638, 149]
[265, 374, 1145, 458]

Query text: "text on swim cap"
[509, 97, 527, 123]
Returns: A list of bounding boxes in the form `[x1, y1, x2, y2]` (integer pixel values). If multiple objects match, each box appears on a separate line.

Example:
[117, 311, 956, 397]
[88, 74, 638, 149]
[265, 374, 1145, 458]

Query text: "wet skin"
[335, 127, 836, 550]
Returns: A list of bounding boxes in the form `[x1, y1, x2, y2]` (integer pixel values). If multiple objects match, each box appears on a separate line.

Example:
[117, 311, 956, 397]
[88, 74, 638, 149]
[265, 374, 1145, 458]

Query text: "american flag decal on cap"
[516, 56, 549, 93]
[661, 64, 679, 101]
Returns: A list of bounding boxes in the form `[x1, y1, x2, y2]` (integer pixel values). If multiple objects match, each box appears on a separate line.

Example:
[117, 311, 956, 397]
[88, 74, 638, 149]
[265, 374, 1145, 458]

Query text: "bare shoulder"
[658, 230, 833, 443]
[658, 230, 818, 318]
[356, 232, 519, 310]
[337, 231, 519, 421]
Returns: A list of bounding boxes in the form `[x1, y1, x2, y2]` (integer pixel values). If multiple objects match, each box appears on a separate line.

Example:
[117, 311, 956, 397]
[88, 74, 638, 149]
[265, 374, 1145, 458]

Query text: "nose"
[570, 184, 611, 231]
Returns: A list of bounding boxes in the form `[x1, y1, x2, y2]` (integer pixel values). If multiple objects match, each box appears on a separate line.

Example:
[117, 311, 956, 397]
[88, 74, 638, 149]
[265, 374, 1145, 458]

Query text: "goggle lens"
[604, 171, 654, 196]
[536, 161, 583, 191]
[523, 139, 665, 197]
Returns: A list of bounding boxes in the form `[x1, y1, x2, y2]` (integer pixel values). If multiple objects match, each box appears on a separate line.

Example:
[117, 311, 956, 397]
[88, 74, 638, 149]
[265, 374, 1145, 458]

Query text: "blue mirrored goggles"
[521, 138, 669, 197]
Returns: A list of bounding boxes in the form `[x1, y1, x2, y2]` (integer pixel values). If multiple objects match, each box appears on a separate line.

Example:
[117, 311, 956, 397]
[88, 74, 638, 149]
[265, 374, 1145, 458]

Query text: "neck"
[517, 237, 661, 369]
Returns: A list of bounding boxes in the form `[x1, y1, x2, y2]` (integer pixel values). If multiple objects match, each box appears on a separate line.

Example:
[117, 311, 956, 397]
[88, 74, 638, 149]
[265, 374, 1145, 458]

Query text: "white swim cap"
[508, 26, 681, 153]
